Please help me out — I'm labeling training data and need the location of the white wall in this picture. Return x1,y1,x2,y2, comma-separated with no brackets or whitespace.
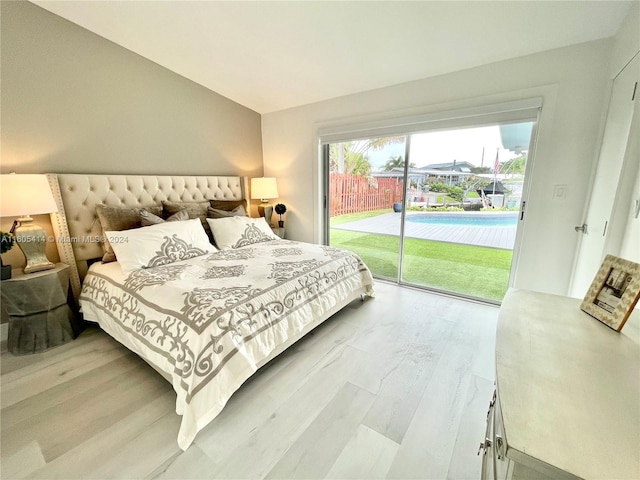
609,2,640,78
262,39,613,296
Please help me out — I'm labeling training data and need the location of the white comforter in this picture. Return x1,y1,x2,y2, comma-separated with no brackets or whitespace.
80,239,374,449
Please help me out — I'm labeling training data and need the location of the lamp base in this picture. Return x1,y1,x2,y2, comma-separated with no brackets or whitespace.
15,217,55,274
258,204,274,226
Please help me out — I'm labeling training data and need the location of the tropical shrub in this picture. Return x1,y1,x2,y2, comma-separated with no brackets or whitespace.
428,183,464,202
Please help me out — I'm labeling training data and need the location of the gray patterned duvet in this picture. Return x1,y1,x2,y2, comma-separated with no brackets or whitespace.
79,239,375,450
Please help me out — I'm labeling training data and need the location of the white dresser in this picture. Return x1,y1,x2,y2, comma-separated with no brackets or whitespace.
480,289,640,480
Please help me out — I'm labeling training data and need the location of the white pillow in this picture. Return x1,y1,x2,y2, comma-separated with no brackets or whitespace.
206,216,279,250
106,218,217,273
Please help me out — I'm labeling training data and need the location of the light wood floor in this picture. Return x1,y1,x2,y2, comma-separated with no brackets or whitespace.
1,282,498,480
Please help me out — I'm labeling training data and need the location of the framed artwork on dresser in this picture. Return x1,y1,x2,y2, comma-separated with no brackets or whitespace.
580,254,640,332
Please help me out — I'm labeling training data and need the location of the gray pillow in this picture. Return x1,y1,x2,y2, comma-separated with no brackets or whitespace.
96,204,162,263
162,200,212,241
206,205,246,219
209,199,246,212
140,209,189,226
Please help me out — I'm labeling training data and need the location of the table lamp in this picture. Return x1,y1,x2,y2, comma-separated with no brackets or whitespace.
0,174,58,273
251,177,279,225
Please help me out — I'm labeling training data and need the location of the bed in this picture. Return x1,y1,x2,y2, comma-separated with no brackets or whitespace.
47,174,374,450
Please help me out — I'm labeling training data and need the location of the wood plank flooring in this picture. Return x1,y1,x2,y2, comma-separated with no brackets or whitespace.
1,282,498,479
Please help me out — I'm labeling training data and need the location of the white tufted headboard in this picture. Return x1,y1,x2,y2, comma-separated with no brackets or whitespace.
47,174,249,298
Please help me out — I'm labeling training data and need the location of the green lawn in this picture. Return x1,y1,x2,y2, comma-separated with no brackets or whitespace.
330,209,390,226
330,215,513,302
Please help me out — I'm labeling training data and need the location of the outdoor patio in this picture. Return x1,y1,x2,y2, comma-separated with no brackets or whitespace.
331,211,517,250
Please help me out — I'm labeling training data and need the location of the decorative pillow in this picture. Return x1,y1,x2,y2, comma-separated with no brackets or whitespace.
206,205,246,219
162,200,212,242
140,208,189,226
106,219,216,273
206,216,279,250
96,204,162,263
209,199,246,212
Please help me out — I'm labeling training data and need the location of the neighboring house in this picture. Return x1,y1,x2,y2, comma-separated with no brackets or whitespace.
421,161,475,173
417,163,475,186
373,167,473,187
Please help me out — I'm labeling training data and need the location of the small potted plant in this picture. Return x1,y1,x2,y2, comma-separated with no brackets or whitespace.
1,231,15,280
274,203,287,228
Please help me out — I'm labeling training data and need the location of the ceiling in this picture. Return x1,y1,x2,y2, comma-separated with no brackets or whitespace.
32,1,634,114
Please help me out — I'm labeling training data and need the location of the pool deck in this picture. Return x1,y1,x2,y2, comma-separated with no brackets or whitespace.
331,211,517,249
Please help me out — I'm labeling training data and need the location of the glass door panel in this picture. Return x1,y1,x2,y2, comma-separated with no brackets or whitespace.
400,123,534,302
327,137,407,281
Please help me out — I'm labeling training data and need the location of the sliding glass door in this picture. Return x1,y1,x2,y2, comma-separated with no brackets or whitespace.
323,105,538,303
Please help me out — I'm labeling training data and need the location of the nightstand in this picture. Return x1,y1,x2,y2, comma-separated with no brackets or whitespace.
272,226,285,239
1,263,81,355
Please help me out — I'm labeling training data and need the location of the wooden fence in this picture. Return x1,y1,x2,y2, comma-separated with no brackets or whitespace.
330,173,404,216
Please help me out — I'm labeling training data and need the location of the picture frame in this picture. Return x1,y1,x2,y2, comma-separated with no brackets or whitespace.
580,254,640,331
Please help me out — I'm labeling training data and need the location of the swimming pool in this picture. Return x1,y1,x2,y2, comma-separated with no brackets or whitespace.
406,213,518,227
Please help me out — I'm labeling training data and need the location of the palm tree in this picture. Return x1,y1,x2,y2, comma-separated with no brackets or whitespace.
329,143,371,175
384,155,416,171
354,136,406,155
330,136,405,175
334,151,371,176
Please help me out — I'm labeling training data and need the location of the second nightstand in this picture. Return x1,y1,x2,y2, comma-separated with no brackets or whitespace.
1,263,82,355
271,226,285,239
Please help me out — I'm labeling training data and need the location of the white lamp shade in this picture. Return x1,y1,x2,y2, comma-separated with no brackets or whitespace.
250,177,279,200
0,174,58,218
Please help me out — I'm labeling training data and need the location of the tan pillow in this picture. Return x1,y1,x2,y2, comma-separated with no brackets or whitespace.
140,208,189,226
96,204,162,263
162,201,212,241
206,205,246,219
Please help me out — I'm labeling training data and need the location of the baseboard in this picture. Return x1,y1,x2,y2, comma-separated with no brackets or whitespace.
1,322,8,342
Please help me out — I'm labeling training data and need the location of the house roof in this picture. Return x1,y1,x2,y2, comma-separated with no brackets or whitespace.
32,1,633,114
373,168,474,179
421,161,476,172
